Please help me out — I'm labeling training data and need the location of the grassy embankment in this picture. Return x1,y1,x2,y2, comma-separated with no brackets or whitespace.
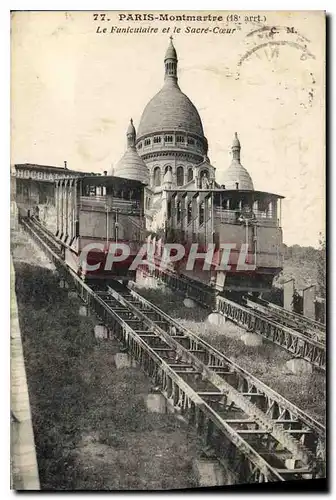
12,230,201,490
136,285,326,424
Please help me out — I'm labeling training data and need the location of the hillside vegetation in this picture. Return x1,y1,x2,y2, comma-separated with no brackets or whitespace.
275,241,326,297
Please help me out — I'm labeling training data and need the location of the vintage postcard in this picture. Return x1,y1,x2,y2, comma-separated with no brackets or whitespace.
10,10,326,491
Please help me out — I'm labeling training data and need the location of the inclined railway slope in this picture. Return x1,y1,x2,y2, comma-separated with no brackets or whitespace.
137,266,325,371
19,217,326,484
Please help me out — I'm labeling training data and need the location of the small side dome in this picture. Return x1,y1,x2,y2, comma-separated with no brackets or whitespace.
112,119,149,184
217,133,254,190
113,150,149,184
219,163,254,190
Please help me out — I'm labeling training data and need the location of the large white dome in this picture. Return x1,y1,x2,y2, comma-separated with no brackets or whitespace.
136,39,205,142
137,82,204,139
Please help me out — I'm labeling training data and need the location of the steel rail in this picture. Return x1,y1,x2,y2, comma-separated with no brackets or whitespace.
21,218,325,481
20,218,288,483
246,296,326,339
24,217,63,257
257,296,326,331
216,296,325,371
25,220,323,441
244,298,325,344
126,283,325,435
89,290,287,483
28,217,63,252
101,286,320,480
112,283,325,473
22,220,325,434
139,267,326,371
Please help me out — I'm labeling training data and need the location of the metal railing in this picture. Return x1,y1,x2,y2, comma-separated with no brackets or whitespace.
20,218,326,484
215,208,278,227
245,296,326,344
80,196,141,215
125,281,325,463
139,266,326,371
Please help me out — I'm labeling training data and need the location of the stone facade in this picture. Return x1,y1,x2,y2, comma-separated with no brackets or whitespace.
112,39,255,233
135,39,216,194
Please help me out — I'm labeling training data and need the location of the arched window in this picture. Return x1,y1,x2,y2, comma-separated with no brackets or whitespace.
177,201,182,223
144,138,151,146
165,165,172,174
164,135,173,143
187,202,192,224
176,166,184,186
153,136,162,144
199,202,205,226
187,168,193,182
153,167,161,187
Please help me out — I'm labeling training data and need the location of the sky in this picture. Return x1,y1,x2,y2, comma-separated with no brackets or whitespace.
11,10,325,247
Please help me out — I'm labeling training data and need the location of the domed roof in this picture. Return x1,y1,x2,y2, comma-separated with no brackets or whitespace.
218,133,254,190
112,119,149,184
137,83,204,138
219,161,254,190
113,149,149,184
137,40,205,139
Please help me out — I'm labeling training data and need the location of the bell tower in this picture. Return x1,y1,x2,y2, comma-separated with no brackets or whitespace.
232,132,241,161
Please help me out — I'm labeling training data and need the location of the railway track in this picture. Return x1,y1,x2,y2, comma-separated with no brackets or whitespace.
19,217,326,484
109,283,325,457
245,296,325,344
138,267,326,371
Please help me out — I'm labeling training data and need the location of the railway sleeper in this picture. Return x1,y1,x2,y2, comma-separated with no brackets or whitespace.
117,284,323,466
107,287,318,470
19,220,325,481
128,285,324,432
